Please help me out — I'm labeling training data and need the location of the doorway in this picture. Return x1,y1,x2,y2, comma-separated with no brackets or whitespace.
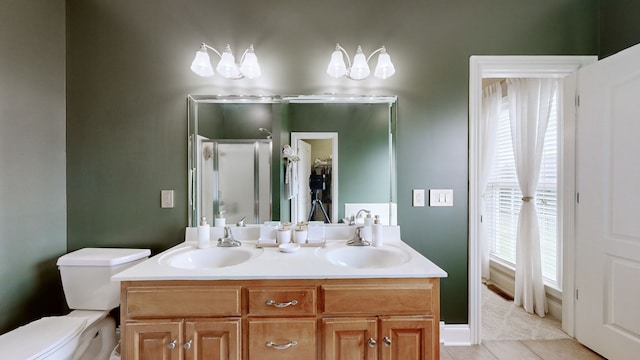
468,55,596,344
290,132,338,224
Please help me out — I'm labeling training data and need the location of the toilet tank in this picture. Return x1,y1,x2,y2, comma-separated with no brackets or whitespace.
57,248,150,310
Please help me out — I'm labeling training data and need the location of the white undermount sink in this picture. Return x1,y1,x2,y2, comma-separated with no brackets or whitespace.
158,245,263,270
318,244,411,269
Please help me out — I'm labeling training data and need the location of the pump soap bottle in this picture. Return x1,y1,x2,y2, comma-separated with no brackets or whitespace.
372,215,383,247
198,217,211,249
364,212,373,226
214,211,226,227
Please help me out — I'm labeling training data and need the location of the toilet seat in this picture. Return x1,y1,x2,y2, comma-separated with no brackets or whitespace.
0,316,87,359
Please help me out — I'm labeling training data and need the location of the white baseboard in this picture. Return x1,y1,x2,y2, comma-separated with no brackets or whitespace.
441,322,472,346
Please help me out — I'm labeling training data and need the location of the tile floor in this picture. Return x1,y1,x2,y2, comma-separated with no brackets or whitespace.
442,339,606,360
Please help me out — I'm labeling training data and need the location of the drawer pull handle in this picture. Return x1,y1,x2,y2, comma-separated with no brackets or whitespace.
183,339,193,350
383,337,392,346
265,299,298,308
167,339,177,350
368,338,377,348
266,340,298,350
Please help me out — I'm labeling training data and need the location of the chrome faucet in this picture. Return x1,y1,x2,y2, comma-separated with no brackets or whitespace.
347,226,371,246
355,209,371,221
236,216,246,227
217,227,241,247
342,215,356,225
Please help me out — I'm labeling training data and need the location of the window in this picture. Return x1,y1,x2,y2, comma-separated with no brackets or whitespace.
485,91,560,289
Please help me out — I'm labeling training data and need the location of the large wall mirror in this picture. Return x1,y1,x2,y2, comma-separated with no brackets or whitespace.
188,95,397,227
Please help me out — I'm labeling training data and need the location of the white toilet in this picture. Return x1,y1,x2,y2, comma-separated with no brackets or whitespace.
0,248,150,360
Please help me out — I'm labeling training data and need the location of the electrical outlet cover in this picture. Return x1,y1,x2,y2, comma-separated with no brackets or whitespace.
412,189,425,207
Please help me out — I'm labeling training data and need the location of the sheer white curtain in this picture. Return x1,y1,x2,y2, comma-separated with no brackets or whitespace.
507,78,557,317
480,81,502,279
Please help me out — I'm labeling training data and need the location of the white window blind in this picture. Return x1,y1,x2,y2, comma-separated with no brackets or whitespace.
486,90,559,288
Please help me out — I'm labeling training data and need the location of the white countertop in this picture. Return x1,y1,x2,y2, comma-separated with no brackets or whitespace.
112,225,447,281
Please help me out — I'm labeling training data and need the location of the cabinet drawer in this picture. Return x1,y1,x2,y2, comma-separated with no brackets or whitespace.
247,287,316,316
322,284,434,315
125,286,241,317
248,318,317,360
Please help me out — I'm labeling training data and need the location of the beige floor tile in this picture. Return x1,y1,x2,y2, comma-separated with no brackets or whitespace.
521,339,605,360
440,344,455,360
445,344,497,360
483,340,541,360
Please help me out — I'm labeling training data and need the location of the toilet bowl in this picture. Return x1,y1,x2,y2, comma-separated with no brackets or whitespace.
0,248,150,360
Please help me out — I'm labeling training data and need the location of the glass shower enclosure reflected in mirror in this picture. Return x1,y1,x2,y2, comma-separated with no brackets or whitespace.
199,139,271,226
188,95,279,226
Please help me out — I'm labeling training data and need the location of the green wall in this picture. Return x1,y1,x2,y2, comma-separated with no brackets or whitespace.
0,0,67,333
599,0,640,58
65,0,599,324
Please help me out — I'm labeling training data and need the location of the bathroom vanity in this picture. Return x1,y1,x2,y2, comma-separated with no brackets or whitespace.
114,226,447,360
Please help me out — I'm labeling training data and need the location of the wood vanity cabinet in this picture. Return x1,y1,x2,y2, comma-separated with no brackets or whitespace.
120,278,440,360
121,284,242,360
124,318,240,360
321,283,437,360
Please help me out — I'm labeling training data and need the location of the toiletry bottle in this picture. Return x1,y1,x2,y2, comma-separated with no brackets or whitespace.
364,212,373,226
372,215,383,247
215,211,226,227
198,217,210,249
362,216,372,244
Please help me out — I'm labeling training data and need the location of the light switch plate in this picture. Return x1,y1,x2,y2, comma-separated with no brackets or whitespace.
161,190,174,208
412,189,425,207
429,189,453,207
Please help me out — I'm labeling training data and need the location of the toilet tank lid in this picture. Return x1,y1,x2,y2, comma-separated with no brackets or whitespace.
57,248,151,266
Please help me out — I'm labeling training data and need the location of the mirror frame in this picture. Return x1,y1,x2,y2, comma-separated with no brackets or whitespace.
188,94,398,227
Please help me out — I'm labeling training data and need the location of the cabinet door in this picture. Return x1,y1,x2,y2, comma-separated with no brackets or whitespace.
124,321,182,360
248,318,317,360
379,316,434,360
323,317,377,360
184,318,241,360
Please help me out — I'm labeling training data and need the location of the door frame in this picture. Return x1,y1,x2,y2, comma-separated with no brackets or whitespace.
290,132,339,223
468,55,596,345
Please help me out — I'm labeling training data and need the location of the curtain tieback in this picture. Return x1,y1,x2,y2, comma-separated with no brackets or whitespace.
521,196,534,202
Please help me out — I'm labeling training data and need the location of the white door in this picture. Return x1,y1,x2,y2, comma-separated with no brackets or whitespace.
295,139,312,223
575,43,640,360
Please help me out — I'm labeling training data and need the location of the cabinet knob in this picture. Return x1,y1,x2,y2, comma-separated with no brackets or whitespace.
383,337,392,346
183,339,193,350
368,338,377,348
167,339,177,350
265,340,298,350
265,299,299,308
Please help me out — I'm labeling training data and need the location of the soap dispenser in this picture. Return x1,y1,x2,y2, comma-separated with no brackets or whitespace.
372,215,383,247
364,212,373,226
362,212,373,243
214,211,226,227
198,217,211,249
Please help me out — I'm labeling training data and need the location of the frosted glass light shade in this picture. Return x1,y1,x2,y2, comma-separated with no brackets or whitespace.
374,51,395,79
190,49,214,77
349,49,370,80
239,49,261,79
327,50,347,78
216,49,240,79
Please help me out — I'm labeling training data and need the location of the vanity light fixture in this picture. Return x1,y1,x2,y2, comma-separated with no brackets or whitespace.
326,43,396,80
190,43,261,79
